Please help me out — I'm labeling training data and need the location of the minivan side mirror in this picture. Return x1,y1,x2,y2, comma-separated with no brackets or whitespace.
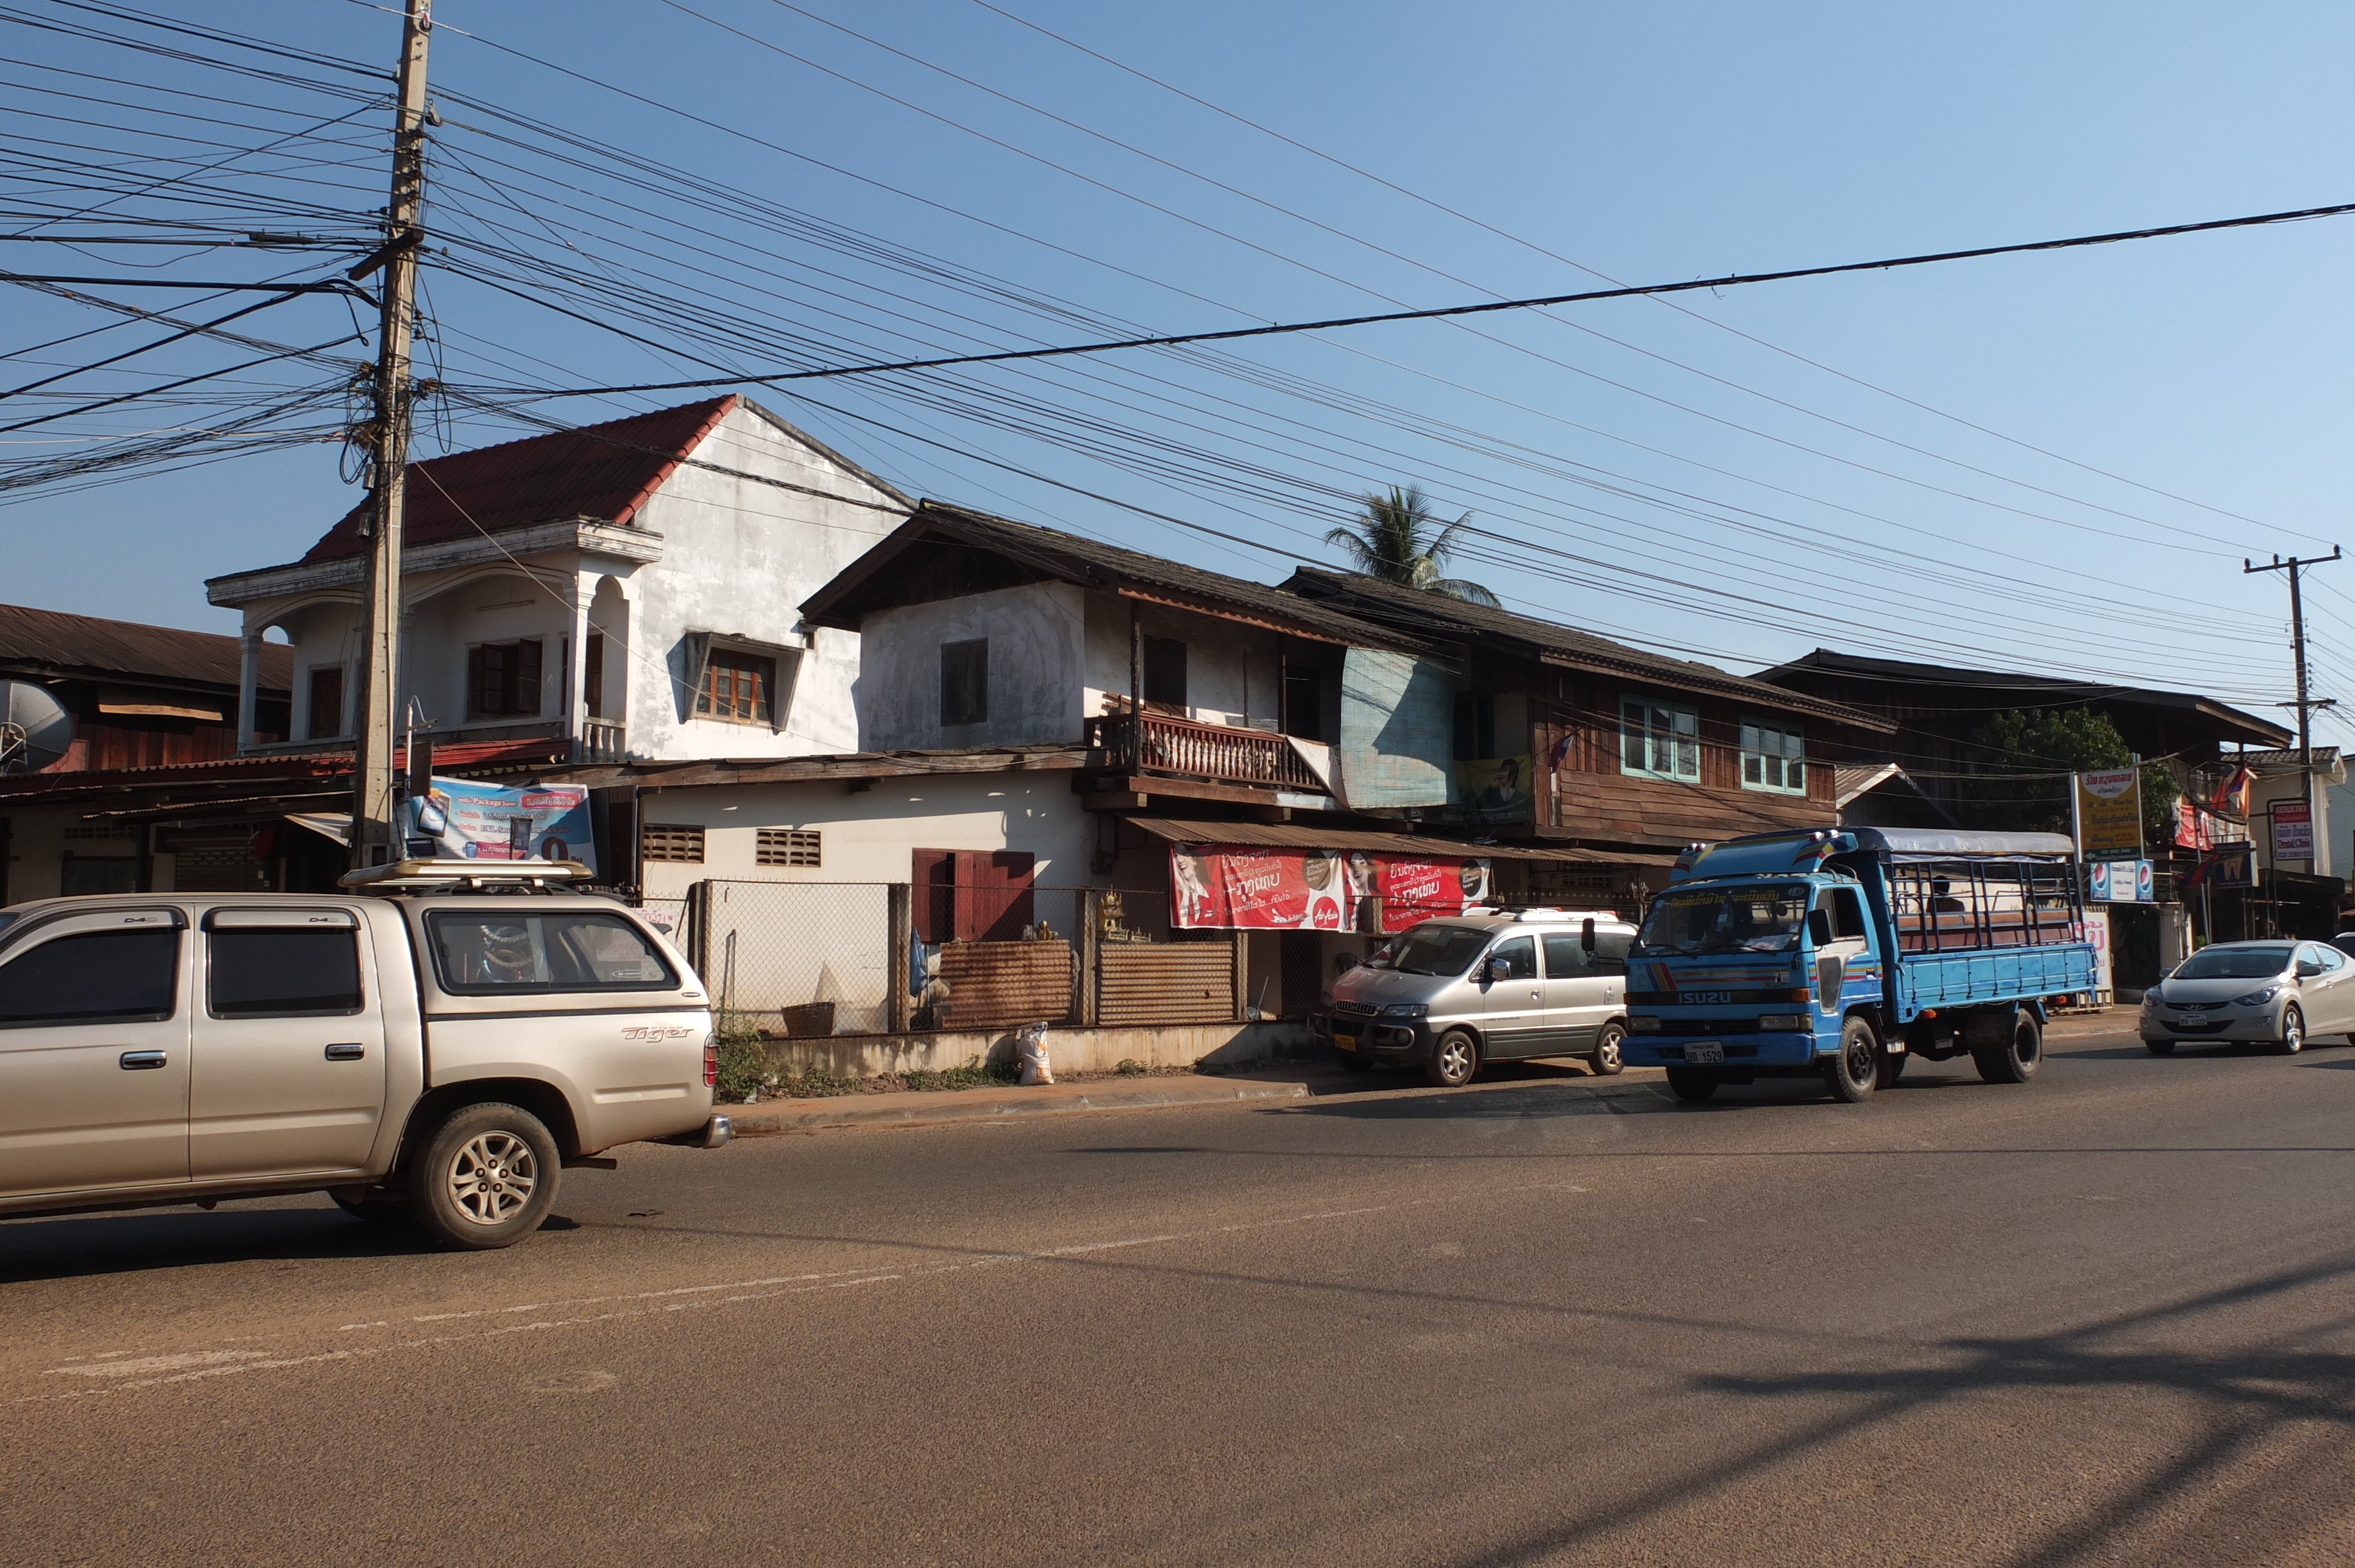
1805,908,1832,947
1483,956,1508,984
1581,917,1597,952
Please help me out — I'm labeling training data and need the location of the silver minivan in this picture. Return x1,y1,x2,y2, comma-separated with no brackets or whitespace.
1322,910,1637,1087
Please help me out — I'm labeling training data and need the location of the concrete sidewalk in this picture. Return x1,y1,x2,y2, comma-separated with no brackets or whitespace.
722,1068,1362,1135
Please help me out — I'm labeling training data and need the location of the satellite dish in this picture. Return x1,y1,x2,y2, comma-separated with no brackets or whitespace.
0,680,72,774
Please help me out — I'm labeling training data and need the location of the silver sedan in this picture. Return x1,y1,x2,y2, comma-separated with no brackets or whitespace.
2139,939,2355,1055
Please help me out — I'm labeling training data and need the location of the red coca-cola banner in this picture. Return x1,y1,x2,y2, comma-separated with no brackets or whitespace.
1168,846,1493,932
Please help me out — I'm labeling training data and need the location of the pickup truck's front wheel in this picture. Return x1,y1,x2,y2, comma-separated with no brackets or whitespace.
409,1102,560,1250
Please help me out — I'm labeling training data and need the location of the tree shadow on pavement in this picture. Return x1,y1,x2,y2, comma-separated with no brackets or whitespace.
1437,1250,2355,1568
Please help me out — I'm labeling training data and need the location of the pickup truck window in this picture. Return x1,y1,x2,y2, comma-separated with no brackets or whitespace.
1636,883,1809,956
209,929,364,1018
0,929,178,1025
426,911,676,995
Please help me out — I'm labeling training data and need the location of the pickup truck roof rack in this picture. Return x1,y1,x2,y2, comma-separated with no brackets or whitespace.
338,858,596,892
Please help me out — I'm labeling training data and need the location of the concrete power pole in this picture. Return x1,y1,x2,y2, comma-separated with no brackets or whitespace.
349,0,433,869
2244,547,2341,878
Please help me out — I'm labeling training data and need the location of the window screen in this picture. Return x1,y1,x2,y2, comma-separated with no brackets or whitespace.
1143,636,1188,707
209,929,364,1017
0,929,178,1025
941,639,988,726
426,911,676,995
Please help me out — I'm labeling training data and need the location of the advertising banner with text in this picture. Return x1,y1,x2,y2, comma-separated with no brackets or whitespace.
409,776,598,874
1169,846,1494,933
2074,768,2143,858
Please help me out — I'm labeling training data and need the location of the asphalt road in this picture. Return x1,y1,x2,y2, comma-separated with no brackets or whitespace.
9,1019,2355,1567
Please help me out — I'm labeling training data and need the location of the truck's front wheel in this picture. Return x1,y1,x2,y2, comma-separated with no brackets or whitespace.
408,1102,561,1250
1823,1016,1880,1103
1973,1009,2042,1084
1664,1067,1718,1102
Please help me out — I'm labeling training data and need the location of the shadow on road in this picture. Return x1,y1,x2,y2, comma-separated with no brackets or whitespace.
0,1202,455,1284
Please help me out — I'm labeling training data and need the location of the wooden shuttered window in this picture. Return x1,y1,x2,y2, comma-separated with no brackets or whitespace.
467,639,542,719
911,848,1036,943
696,648,774,725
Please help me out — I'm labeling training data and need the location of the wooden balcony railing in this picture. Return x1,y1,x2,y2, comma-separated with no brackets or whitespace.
1087,710,1326,793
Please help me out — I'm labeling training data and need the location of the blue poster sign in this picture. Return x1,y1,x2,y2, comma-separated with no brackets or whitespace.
409,776,596,873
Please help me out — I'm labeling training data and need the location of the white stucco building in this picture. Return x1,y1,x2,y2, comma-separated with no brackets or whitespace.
205,396,911,764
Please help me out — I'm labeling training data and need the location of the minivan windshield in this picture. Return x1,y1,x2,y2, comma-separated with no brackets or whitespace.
1378,924,1495,977
1636,882,1812,956
2171,945,2294,981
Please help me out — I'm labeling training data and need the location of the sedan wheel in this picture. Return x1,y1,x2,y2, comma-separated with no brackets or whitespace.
2278,1005,2305,1055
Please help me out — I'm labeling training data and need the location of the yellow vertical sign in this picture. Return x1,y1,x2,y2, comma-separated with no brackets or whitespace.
2074,768,2142,857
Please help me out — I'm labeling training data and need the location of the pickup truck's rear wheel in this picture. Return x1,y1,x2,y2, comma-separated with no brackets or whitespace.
1588,1022,1627,1077
1973,1009,2042,1084
409,1102,560,1250
1664,1067,1718,1102
1823,1016,1881,1103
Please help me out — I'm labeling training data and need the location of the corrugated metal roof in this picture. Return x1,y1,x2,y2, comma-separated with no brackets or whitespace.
298,397,739,564
1282,569,1890,729
1125,816,1679,865
801,503,1429,654
0,737,569,798
0,602,291,693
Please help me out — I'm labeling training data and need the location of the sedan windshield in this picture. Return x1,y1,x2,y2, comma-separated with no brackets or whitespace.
1637,882,1811,956
2171,945,2294,981
1382,924,1495,976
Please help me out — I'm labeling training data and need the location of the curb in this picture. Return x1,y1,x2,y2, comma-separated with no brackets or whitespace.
727,1077,1317,1135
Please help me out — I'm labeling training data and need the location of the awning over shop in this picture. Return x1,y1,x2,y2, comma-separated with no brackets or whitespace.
1126,816,1677,866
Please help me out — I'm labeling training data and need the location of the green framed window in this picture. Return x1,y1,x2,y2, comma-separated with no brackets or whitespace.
1620,697,1699,782
1740,717,1806,794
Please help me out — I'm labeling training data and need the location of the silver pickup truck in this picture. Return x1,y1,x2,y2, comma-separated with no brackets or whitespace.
0,861,728,1250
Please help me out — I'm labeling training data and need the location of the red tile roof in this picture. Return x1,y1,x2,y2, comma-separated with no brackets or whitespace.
300,396,738,563
0,602,292,692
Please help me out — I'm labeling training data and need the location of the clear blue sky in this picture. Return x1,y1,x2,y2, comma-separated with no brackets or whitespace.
6,1,2351,738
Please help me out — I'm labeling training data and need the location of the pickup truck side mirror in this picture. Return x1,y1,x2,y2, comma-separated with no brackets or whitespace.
1581,917,1597,952
1805,908,1832,947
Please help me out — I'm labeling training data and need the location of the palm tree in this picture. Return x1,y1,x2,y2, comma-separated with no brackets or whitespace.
1324,484,1500,606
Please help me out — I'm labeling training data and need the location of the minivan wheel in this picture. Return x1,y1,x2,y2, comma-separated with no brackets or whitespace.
1588,1022,1627,1077
408,1102,560,1251
1823,1016,1880,1103
1425,1029,1480,1088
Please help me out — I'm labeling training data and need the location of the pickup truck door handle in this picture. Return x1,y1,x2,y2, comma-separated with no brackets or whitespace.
323,1043,366,1062
119,1051,167,1070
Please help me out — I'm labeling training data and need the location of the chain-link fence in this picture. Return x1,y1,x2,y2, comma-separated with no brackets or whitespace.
678,880,1244,1038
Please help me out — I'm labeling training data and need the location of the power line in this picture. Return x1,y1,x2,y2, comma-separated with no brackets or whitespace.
472,198,2355,397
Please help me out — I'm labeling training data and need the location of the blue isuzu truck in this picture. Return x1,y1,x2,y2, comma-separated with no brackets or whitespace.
1620,828,2099,1103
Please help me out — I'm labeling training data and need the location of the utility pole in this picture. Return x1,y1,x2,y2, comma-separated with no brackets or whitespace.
349,0,433,869
2244,547,2341,885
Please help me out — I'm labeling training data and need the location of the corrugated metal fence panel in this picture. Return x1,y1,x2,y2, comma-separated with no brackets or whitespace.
936,941,1073,1028
1099,943,1235,1026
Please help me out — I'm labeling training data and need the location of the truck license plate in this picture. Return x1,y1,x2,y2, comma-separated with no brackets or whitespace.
1684,1041,1725,1065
